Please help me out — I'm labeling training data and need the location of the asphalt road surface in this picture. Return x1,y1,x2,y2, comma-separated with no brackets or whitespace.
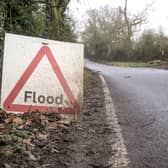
85,59,168,168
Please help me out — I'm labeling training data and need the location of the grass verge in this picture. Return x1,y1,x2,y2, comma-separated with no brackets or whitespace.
106,61,151,67
99,60,168,68
84,68,92,95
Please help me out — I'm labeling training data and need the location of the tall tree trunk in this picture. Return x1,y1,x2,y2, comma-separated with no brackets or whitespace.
123,0,132,57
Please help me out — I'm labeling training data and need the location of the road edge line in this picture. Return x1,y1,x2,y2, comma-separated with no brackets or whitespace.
99,74,130,167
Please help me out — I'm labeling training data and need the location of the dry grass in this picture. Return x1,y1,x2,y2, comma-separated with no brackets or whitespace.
84,68,92,95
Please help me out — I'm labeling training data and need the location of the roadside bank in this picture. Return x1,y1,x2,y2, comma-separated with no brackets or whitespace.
0,70,130,168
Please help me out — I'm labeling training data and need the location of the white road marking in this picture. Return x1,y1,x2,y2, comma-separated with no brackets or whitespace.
100,74,130,168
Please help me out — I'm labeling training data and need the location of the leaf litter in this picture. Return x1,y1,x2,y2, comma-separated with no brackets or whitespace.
0,110,73,168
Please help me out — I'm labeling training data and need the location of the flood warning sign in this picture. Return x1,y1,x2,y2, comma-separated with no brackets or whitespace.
1,33,84,114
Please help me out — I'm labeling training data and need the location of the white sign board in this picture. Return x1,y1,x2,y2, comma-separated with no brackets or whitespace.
1,33,84,114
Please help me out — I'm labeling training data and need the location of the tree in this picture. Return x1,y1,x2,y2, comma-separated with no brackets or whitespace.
0,0,45,77
82,2,154,61
157,27,168,60
0,0,77,44
48,0,76,41
122,0,153,56
82,6,129,61
0,0,44,36
0,0,77,79
134,29,168,61
0,0,77,52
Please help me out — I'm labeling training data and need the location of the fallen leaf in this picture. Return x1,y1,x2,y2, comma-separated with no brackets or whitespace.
48,122,58,129
17,125,24,129
13,117,23,125
4,115,15,124
56,123,68,129
57,120,71,126
41,164,52,168
25,151,37,161
4,150,13,157
29,153,37,161
23,138,31,145
51,148,60,153
4,163,11,168
37,133,48,140
23,138,35,150
40,117,49,127
0,123,6,129
25,120,32,126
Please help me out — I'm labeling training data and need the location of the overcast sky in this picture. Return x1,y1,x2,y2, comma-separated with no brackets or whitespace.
69,0,168,34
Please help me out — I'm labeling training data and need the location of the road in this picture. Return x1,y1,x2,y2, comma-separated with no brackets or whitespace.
85,59,168,168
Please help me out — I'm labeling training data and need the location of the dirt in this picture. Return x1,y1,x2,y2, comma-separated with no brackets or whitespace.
67,72,116,168
0,71,118,168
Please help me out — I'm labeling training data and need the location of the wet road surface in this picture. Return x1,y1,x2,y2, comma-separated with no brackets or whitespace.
85,59,168,168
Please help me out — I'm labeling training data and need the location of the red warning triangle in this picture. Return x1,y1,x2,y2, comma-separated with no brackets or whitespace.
3,46,80,114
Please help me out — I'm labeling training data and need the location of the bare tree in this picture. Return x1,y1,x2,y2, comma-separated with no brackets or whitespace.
123,0,154,49
82,6,129,60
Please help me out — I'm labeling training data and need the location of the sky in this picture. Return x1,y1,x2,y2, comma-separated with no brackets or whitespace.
69,0,168,34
